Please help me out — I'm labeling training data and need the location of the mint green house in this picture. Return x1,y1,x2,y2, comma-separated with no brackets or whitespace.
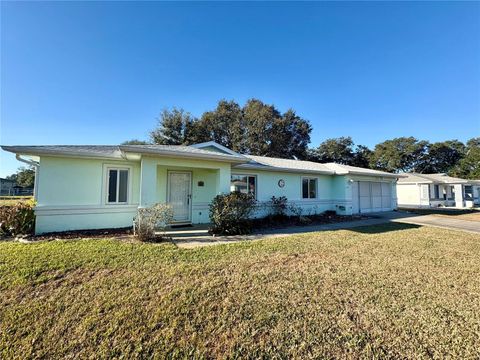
2,142,402,234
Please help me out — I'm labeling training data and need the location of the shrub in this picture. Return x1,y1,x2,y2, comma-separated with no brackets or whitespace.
288,203,304,218
0,199,36,236
269,196,288,217
134,203,174,242
209,192,256,235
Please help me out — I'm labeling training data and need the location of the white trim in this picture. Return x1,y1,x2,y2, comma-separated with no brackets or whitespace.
301,176,318,199
190,141,241,156
167,170,193,223
35,204,139,216
102,164,133,205
231,173,257,199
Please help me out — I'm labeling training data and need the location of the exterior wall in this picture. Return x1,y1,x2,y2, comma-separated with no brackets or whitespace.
397,184,421,206
474,186,480,205
156,166,219,224
35,156,141,234
231,169,341,217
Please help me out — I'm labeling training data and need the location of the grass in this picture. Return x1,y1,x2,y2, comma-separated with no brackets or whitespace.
1,223,479,359
0,196,33,206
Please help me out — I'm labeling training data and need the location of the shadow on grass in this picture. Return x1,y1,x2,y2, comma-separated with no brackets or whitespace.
347,222,422,234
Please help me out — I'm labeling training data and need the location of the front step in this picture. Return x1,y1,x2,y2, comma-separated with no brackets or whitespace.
161,224,211,240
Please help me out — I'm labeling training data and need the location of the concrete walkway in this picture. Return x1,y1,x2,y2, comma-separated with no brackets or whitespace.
168,214,396,249
168,211,480,249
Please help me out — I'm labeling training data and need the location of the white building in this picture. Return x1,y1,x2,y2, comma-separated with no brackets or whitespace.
397,173,480,209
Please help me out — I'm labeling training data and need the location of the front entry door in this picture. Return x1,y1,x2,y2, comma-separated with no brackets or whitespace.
168,172,192,222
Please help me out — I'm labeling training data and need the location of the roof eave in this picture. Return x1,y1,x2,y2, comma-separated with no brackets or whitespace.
119,146,248,163
1,146,124,160
233,163,335,175
347,171,406,178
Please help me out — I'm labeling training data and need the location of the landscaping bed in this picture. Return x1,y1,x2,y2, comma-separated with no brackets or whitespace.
249,212,370,231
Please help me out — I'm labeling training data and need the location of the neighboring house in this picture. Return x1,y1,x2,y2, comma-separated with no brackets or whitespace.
397,173,480,209
2,142,403,234
0,177,15,196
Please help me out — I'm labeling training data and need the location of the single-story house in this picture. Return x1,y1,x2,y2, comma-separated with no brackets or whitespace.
2,142,403,234
397,173,480,209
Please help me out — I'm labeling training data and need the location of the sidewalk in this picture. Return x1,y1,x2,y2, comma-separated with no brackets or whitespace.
170,216,395,249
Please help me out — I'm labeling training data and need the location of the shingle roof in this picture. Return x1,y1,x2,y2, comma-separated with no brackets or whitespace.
236,155,401,177
323,163,404,178
238,155,335,174
398,173,480,184
119,144,245,161
2,143,403,178
1,144,247,162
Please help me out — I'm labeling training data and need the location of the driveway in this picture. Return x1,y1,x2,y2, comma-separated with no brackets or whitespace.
375,211,480,234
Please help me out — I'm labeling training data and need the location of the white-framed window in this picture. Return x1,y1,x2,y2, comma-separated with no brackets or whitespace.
302,177,317,199
230,174,256,198
106,168,130,204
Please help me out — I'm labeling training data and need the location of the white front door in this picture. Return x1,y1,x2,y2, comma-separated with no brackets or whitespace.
168,171,192,222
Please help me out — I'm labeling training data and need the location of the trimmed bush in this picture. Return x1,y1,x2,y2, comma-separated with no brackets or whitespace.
134,203,174,242
209,192,256,235
0,199,36,236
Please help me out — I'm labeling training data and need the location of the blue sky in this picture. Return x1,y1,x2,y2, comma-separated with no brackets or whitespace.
1,1,479,177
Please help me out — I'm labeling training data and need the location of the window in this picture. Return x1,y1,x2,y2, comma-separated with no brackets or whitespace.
464,185,473,200
107,168,129,204
230,174,256,198
302,177,317,199
434,185,440,199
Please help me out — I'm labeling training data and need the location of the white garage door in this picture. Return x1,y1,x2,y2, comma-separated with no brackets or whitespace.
354,181,392,214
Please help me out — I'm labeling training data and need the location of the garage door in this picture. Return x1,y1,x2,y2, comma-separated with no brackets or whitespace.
353,181,392,213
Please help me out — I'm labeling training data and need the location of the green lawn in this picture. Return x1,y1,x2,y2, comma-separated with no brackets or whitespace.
1,224,479,359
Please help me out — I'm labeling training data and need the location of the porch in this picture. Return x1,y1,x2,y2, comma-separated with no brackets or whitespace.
139,157,231,224
426,183,475,209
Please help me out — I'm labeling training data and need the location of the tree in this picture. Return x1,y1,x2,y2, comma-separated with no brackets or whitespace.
150,108,197,145
309,137,355,164
369,137,428,173
450,137,480,179
416,140,465,173
150,99,313,159
121,139,150,145
197,100,245,152
269,109,312,159
242,99,281,156
351,145,373,168
6,167,35,188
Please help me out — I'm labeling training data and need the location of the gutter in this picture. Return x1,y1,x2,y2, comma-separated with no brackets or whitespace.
15,154,40,200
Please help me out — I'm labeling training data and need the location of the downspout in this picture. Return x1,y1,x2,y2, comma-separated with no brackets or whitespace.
15,154,40,200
